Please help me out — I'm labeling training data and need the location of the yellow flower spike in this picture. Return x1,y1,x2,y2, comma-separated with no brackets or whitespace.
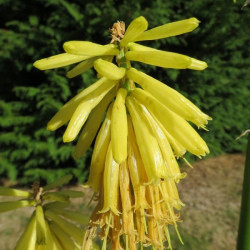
127,67,211,127
120,16,148,47
126,96,168,183
35,205,47,245
135,17,200,41
189,57,208,70
63,79,118,142
73,87,116,159
142,106,186,181
47,77,113,131
66,57,97,78
100,143,120,215
126,49,192,69
63,41,119,56
131,88,210,157
33,53,89,70
94,58,126,80
111,88,128,164
86,103,113,192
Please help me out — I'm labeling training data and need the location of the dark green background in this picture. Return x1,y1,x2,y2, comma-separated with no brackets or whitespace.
0,0,249,185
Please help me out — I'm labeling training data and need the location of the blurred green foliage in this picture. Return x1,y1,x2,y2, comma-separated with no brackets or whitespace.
0,0,250,184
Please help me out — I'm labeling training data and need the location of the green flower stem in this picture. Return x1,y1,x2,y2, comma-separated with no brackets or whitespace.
237,133,250,250
117,45,134,91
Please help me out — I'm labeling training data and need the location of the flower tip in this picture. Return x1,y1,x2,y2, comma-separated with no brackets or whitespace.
120,16,148,47
93,58,102,67
33,60,44,70
63,41,73,53
46,123,56,131
189,59,208,71
189,17,200,25
136,16,148,29
62,134,74,143
65,72,72,78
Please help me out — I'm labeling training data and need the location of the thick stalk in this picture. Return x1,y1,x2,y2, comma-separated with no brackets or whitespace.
237,133,250,250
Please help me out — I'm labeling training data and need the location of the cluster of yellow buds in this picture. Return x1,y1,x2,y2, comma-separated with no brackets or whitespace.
34,16,211,249
0,175,97,250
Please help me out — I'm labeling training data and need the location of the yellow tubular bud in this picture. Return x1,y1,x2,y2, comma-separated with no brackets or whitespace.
94,58,126,80
152,115,186,158
61,101,95,142
43,202,69,212
73,87,116,159
135,17,200,41
142,106,186,181
33,53,89,70
63,41,119,56
127,115,149,211
111,88,128,164
14,213,36,250
87,103,113,192
127,116,148,186
49,207,89,225
45,209,84,245
100,143,120,215
126,50,191,69
131,88,209,157
43,174,72,191
36,205,47,245
188,58,208,70
41,219,62,250
47,77,114,131
120,16,148,47
49,221,80,250
127,67,211,127
63,79,118,142
0,200,35,213
48,228,64,250
66,57,97,78
51,190,84,198
127,42,157,52
126,96,168,184
161,180,183,210
42,191,69,203
0,187,32,198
